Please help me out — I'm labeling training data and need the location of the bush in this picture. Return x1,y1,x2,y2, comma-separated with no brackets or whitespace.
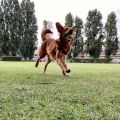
1,56,22,61
74,58,112,63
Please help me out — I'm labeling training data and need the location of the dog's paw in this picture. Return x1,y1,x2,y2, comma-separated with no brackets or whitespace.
66,69,71,73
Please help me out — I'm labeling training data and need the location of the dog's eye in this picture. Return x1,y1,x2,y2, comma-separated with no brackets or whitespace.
66,34,72,39
67,40,70,42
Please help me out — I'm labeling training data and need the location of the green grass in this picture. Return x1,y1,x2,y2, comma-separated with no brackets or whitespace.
0,61,120,120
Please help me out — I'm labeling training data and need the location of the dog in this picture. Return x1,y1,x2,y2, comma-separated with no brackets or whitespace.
35,22,76,76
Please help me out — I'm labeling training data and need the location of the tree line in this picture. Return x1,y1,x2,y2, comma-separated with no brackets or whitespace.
0,1,118,60
65,10,118,60
0,0,38,60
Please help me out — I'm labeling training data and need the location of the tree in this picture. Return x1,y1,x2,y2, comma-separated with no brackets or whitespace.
73,16,84,58
85,9,103,58
10,0,22,56
105,12,118,58
8,0,22,56
43,20,48,30
0,0,22,56
20,0,38,60
0,0,10,55
65,12,74,27
65,12,74,60
0,5,4,56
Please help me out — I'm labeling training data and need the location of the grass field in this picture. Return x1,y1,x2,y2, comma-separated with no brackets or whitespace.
0,61,120,120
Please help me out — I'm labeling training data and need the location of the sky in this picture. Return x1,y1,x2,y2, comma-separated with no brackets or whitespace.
21,0,120,43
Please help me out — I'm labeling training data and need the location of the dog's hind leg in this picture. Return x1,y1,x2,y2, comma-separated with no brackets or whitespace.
38,41,47,59
35,52,46,68
44,55,51,73
35,42,47,68
35,58,40,67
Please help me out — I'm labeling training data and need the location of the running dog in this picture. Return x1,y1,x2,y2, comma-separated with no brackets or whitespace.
35,22,75,76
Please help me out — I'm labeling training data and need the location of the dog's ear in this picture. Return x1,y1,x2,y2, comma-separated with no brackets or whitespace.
66,29,73,35
56,22,64,33
66,26,76,35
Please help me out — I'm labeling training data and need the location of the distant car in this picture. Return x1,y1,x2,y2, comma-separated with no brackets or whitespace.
111,58,120,63
32,56,46,62
32,56,38,61
41,57,46,62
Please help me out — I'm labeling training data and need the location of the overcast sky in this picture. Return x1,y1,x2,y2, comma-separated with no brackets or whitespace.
20,0,120,42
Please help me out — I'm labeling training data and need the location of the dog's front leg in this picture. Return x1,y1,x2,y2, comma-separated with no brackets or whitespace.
56,51,69,76
57,59,67,76
62,57,71,73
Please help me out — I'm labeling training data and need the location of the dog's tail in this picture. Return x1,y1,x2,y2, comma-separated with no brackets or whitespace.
41,29,53,41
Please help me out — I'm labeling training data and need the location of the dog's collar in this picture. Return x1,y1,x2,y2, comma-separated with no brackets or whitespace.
58,47,67,55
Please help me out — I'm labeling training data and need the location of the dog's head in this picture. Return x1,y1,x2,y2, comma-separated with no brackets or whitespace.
56,22,76,42
56,22,76,54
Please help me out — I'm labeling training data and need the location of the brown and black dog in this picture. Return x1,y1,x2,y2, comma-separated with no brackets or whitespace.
35,22,75,76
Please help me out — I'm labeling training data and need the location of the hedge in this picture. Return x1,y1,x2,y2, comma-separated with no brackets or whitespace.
74,58,112,63
1,56,22,61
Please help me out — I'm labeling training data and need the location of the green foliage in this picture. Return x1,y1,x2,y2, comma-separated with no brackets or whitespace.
43,19,48,30
20,0,38,60
0,6,3,56
0,0,22,56
65,12,74,27
105,12,118,58
0,0,10,55
85,9,103,58
65,12,74,60
0,62,120,119
0,0,38,59
0,31,10,56
73,16,84,58
9,0,22,56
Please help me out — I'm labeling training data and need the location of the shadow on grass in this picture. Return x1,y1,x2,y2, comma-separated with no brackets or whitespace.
14,72,69,86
